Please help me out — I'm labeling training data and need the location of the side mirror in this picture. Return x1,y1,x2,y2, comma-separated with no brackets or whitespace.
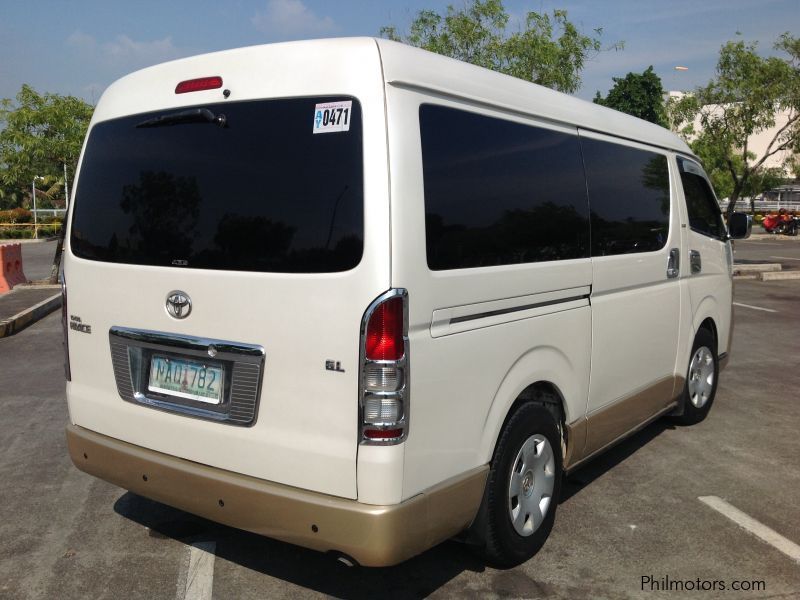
728,212,752,240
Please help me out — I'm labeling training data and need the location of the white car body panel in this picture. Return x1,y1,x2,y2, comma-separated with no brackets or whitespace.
66,38,390,500
65,38,734,526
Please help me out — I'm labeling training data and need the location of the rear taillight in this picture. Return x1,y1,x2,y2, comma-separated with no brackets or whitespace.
61,275,71,381
366,298,404,360
359,290,409,444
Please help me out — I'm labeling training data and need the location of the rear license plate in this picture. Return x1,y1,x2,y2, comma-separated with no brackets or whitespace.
148,355,224,404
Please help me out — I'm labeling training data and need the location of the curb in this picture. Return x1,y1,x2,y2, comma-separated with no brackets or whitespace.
2,237,59,244
732,263,781,274
0,291,62,338
759,271,800,281
744,233,800,242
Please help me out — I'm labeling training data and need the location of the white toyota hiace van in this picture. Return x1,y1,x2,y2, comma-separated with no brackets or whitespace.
64,38,751,567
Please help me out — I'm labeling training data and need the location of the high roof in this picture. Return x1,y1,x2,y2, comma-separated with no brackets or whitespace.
374,38,692,155
93,36,692,157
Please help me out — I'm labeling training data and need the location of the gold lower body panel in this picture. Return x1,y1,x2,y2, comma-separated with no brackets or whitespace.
66,424,488,567
565,375,683,471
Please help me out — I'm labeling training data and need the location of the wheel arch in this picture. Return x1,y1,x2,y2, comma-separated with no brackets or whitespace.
698,316,718,351
478,346,584,467
672,313,720,419
690,295,722,354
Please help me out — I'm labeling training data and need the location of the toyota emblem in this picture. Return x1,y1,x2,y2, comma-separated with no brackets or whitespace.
166,291,192,319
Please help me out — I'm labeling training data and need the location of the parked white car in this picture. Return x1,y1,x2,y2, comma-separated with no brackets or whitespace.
63,37,751,567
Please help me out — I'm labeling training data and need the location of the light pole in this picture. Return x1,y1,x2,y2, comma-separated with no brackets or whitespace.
63,163,70,209
32,176,44,239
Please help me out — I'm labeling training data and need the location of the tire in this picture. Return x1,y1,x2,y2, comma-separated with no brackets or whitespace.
674,328,718,425
477,402,563,567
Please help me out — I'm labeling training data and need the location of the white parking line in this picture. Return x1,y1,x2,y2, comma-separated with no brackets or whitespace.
181,542,216,600
732,302,777,313
699,496,800,565
770,255,800,261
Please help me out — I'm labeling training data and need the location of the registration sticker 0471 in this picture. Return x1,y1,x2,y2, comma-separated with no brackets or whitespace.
313,101,352,134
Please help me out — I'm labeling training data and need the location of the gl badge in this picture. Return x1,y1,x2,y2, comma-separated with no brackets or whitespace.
166,290,192,319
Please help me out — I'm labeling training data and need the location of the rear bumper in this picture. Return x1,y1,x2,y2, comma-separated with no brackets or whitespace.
66,424,488,566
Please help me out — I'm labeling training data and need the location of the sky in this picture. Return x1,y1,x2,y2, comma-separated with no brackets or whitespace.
1,0,798,105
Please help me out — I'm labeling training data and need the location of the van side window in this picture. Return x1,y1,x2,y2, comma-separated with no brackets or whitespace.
678,157,725,239
419,105,589,271
580,138,671,256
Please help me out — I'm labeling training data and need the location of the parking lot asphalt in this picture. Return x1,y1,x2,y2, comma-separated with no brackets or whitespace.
18,239,59,282
733,234,800,271
1,245,798,599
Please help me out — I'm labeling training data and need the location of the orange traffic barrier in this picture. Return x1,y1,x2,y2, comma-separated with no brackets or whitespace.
0,243,28,293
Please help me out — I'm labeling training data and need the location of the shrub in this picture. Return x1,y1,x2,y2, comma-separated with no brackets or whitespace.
40,223,62,236
0,208,32,224
0,226,34,239
10,207,32,223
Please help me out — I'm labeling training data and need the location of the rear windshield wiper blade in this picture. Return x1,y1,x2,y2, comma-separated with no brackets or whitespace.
136,108,226,128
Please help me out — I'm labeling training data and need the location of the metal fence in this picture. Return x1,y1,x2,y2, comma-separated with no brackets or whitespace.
720,199,800,213
31,208,67,217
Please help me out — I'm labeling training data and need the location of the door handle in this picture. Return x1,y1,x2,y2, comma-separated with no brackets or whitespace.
667,248,680,279
690,250,702,274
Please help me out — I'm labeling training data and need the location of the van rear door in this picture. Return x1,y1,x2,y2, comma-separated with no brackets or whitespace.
65,45,390,501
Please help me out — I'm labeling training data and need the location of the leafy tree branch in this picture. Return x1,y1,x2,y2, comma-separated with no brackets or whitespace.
667,34,799,216
381,0,621,94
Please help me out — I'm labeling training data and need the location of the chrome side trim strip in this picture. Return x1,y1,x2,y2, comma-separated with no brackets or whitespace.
450,294,589,325
430,285,591,338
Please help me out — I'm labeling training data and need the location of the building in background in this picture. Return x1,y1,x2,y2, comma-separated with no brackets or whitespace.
666,91,796,175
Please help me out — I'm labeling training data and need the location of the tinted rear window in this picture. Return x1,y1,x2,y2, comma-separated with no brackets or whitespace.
71,97,363,273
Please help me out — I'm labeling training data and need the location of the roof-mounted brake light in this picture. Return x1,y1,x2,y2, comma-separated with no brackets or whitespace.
175,76,223,94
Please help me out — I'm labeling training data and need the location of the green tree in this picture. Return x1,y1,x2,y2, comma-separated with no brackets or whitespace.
690,131,787,205
0,84,94,210
668,34,800,217
593,66,668,127
380,0,621,94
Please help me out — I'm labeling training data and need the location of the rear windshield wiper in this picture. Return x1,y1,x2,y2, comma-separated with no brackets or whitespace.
136,108,226,128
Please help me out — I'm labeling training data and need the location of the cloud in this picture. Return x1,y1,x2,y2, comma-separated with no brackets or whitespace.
251,0,337,39
64,30,192,102
103,35,180,63
66,30,183,69
605,0,785,27
66,30,96,51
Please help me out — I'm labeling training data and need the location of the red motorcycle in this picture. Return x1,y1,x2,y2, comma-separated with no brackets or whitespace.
762,211,798,235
